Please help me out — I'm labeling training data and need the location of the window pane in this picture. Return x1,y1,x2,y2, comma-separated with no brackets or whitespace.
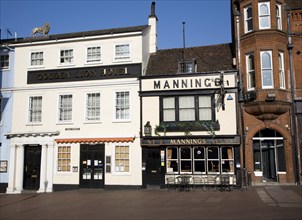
208,147,219,159
29,96,42,123
59,95,72,121
115,92,130,120
163,97,175,122
194,147,204,159
86,93,100,121
262,52,271,69
262,70,273,87
180,147,191,159
199,96,211,120
179,96,195,121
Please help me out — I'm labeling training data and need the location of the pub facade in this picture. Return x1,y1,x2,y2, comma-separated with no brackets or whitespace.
140,44,241,188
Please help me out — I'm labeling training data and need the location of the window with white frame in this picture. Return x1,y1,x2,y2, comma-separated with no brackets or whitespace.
276,4,282,30
0,53,9,69
178,59,196,73
278,52,285,89
60,49,73,64
0,98,2,124
29,96,42,123
180,147,192,173
166,147,178,173
115,145,129,172
58,94,73,122
193,147,206,173
244,5,253,33
258,2,271,29
162,96,213,123
221,147,234,173
57,146,71,172
86,93,100,121
30,51,44,67
115,44,130,60
246,53,256,90
115,91,130,120
261,51,274,88
207,147,220,173
86,46,101,63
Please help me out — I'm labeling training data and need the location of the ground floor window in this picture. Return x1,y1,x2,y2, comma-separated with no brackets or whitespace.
115,145,129,172
166,146,234,174
57,146,71,172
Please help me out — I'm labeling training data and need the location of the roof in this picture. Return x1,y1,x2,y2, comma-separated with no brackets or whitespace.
55,137,135,144
145,43,236,76
1,25,149,45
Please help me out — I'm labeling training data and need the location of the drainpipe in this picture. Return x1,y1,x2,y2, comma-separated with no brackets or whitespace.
287,12,300,185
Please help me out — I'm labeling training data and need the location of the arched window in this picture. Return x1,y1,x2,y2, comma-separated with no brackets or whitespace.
244,5,253,33
260,51,274,88
259,2,271,29
278,52,285,89
246,53,255,90
276,4,282,30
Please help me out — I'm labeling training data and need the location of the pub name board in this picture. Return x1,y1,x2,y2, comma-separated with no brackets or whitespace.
27,64,141,84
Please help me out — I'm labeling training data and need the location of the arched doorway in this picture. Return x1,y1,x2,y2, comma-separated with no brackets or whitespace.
252,129,286,182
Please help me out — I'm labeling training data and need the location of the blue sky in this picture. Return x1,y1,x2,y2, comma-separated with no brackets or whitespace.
0,0,232,49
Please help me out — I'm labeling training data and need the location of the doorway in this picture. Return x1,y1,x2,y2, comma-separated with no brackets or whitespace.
80,144,105,188
253,129,285,182
23,145,42,190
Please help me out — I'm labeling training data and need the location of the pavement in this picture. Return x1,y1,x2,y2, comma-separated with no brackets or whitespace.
0,185,301,220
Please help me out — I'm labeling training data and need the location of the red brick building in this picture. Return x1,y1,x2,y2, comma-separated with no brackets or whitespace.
231,0,301,185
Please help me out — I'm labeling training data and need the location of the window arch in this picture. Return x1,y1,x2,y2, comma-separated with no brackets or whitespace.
244,5,253,33
259,2,271,29
260,51,274,89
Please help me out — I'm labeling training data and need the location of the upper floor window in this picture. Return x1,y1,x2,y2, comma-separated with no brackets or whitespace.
60,49,73,65
259,2,271,29
0,53,9,69
178,59,196,73
260,51,274,89
115,44,130,61
58,94,73,122
278,52,285,89
244,5,253,33
276,4,282,30
162,95,213,123
114,91,130,120
29,96,42,123
0,98,2,124
86,46,101,63
86,93,101,121
246,53,256,90
30,51,44,67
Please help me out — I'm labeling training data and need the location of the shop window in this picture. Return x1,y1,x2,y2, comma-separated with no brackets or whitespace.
246,53,255,90
180,147,192,173
115,146,129,172
30,51,44,67
166,147,178,173
260,51,274,89
221,147,234,173
86,93,100,121
58,146,71,172
29,96,42,123
258,2,271,29
244,5,253,33
86,46,101,63
114,91,130,120
193,147,205,173
207,147,220,173
0,53,9,69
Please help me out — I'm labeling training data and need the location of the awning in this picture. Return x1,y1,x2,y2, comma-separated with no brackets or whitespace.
55,137,135,144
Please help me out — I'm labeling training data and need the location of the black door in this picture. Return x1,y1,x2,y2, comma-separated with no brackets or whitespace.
143,148,165,186
80,144,105,188
23,145,41,190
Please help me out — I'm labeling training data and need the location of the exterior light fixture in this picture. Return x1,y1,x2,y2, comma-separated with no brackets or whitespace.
144,121,152,136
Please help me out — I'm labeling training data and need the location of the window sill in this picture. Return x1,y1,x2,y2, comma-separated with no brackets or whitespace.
28,66,45,70
84,121,102,124
56,122,73,125
112,120,131,123
26,123,43,126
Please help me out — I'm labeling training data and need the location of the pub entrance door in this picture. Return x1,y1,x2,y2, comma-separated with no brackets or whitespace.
80,144,105,188
23,145,42,190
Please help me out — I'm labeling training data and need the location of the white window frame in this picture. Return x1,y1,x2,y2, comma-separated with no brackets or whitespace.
85,92,101,122
113,91,130,121
260,51,274,89
193,147,206,174
57,145,72,173
278,52,285,89
221,147,235,174
114,43,131,61
85,46,101,64
114,145,130,173
59,49,74,66
58,94,73,123
246,53,256,90
180,147,192,174
0,52,10,70
207,146,220,174
30,51,44,68
0,98,2,125
276,4,282,30
244,5,253,33
28,96,43,124
258,2,271,29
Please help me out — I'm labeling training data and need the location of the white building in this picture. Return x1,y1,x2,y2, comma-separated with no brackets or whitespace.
4,3,157,193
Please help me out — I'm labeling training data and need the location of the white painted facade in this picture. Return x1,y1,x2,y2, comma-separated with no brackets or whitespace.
5,6,157,193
